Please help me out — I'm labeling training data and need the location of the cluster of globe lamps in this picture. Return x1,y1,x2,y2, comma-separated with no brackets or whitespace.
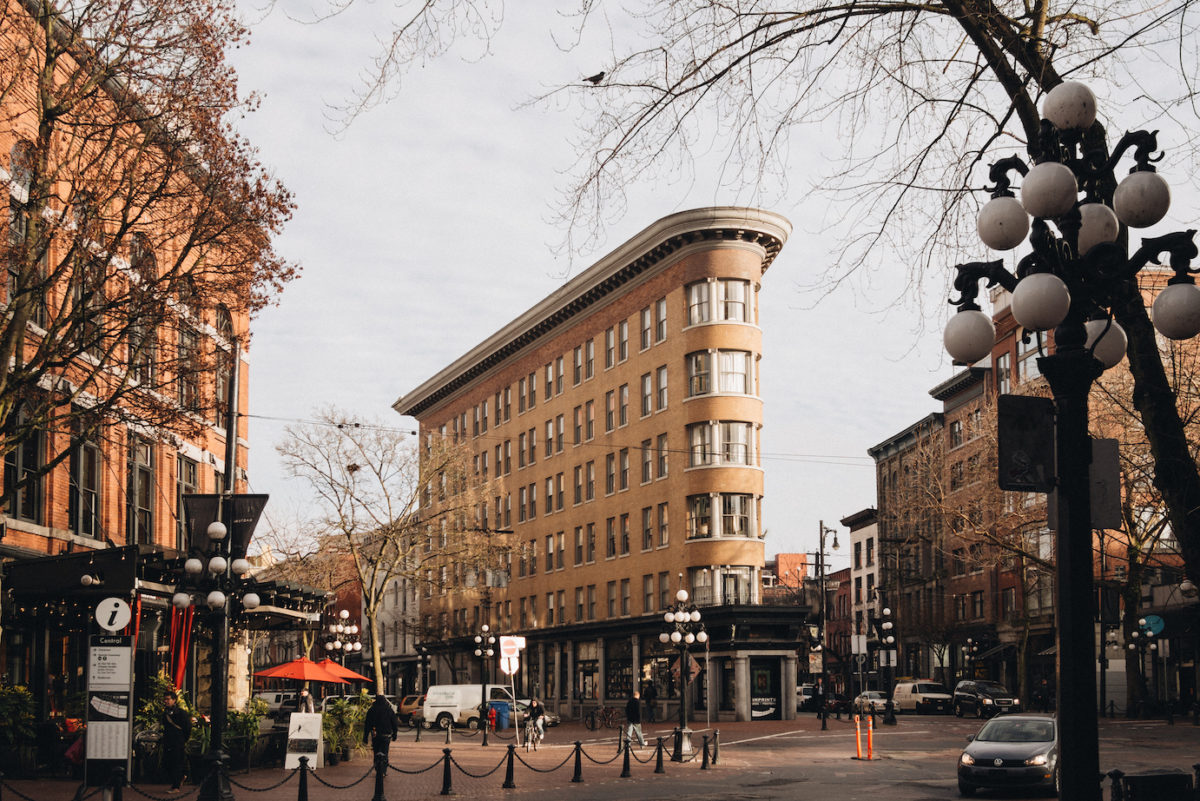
171,521,260,612
328,608,363,655
944,80,1200,366
659,590,708,647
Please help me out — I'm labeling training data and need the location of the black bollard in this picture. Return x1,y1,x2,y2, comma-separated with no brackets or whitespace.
700,735,709,770
444,723,452,745
821,708,828,731
440,749,453,796
297,757,309,801
415,721,422,743
371,751,387,801
712,730,720,764
654,737,665,774
482,717,489,748
620,734,631,778
670,728,682,762
1108,769,1125,801
109,766,125,801
571,742,583,783
1109,700,1116,719
1168,702,1175,725
616,728,624,757
502,744,516,789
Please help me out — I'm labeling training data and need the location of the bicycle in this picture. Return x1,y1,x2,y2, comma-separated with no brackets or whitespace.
582,705,621,730
523,715,544,751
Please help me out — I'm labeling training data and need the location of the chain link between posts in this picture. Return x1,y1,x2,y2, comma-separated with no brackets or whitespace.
513,749,575,773
448,754,507,779
226,766,300,792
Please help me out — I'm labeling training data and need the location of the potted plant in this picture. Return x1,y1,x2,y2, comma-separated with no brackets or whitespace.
0,685,36,776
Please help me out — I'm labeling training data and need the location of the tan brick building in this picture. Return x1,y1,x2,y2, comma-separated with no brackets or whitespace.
394,207,812,722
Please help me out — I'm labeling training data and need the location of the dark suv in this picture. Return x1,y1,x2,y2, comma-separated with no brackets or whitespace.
953,679,1021,718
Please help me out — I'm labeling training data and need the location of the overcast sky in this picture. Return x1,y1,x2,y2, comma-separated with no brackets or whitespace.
227,2,994,567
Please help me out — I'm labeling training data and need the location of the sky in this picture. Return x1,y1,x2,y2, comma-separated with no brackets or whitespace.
225,1,981,569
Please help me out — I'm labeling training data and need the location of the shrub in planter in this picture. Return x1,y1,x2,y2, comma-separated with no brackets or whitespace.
0,686,36,776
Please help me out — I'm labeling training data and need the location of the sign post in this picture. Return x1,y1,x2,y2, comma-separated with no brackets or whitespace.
85,598,135,788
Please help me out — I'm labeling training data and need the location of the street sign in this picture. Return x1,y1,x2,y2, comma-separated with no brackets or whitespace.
1141,614,1165,635
499,635,525,658
855,654,866,667
95,598,131,632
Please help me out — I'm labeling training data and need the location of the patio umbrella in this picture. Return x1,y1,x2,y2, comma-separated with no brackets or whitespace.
315,658,372,683
253,656,349,684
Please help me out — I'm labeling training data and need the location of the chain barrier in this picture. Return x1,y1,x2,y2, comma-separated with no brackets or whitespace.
384,756,445,775
512,748,575,773
455,727,481,738
628,744,655,763
448,754,507,779
579,743,622,765
306,764,374,790
226,767,299,792
491,728,515,741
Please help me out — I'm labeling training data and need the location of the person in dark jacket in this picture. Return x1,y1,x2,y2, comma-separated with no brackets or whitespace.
643,681,658,722
363,695,399,770
624,690,646,746
161,691,191,792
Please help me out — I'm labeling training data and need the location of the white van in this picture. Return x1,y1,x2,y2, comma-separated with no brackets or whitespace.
253,691,295,712
891,680,953,714
423,684,515,729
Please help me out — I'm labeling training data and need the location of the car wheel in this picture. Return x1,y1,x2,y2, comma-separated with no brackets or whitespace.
954,703,963,718
466,717,480,730
958,780,976,797
1051,767,1061,797
436,713,453,730
975,704,985,719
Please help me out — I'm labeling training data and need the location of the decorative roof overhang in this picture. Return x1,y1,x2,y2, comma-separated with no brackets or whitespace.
393,207,791,418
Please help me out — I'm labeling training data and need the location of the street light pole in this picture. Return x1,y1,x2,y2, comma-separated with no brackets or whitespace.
880,607,896,725
816,522,839,731
474,624,495,745
660,587,707,759
942,82,1200,801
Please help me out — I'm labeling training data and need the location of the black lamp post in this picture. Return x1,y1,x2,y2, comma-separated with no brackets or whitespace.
880,607,897,725
1127,618,1158,717
474,624,495,745
325,609,362,665
659,587,707,758
417,645,431,692
943,81,1200,801
813,522,839,731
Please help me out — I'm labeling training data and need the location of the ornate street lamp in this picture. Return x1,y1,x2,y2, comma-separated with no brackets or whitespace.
1127,618,1158,717
474,624,495,745
659,588,707,758
813,523,839,731
880,607,897,725
325,608,362,665
943,81,1199,801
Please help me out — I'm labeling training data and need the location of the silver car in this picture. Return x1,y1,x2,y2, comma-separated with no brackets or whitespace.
957,714,1058,797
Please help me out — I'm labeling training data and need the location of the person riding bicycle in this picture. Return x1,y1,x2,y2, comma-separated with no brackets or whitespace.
526,699,546,744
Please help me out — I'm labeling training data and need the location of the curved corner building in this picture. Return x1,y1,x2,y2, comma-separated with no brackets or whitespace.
393,207,806,722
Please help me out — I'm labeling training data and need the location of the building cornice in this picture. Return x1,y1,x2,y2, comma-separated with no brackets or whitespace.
392,207,791,419
928,366,988,401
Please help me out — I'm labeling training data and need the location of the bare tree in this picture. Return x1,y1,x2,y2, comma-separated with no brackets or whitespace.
1,0,296,511
276,407,500,694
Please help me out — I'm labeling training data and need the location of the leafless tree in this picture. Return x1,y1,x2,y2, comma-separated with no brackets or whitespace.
276,407,502,694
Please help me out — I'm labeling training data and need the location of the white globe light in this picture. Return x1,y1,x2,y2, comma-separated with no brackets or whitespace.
172,592,192,609
184,557,204,575
882,607,891,616
659,632,670,643
670,631,682,644
977,196,1029,250
690,610,701,623
231,558,251,576
1011,273,1071,331
882,621,893,631
1114,171,1170,228
326,642,335,651
206,521,227,541
1084,319,1128,369
944,310,995,364
1021,162,1078,218
684,633,695,644
676,589,689,603
336,623,345,634
480,623,489,632
1077,203,1120,256
886,635,895,645
1153,282,1200,339
334,640,344,650
353,642,363,652
1042,81,1097,130
664,611,676,624
206,590,226,609
696,631,708,643
242,592,260,610
349,625,359,635
486,648,494,657
207,556,227,574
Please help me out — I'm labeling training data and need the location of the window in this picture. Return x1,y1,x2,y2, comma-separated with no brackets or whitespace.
556,472,564,510
722,493,752,536
640,307,652,349
585,400,595,439
605,390,615,432
607,582,617,617
529,538,538,574
527,428,536,464
518,378,527,412
527,371,537,407
503,386,511,420
518,432,527,468
545,477,554,512
605,453,616,494
605,327,615,368
545,363,554,399
720,421,751,464
658,572,670,610
643,575,654,613
545,420,554,457
718,279,750,321
655,299,667,342
556,531,565,568
528,483,537,518
950,419,964,449
971,590,985,618
556,414,565,452
606,518,616,558
585,460,595,500
586,522,596,562
656,366,668,410
481,399,489,432
71,434,103,541
996,352,1011,394
689,423,713,467
172,456,197,548
127,435,154,544
4,417,43,523
546,535,554,573
641,440,653,483
574,526,584,565
618,320,628,361
641,373,653,416
618,384,629,426
688,495,711,538
619,513,630,554
687,281,710,325
473,405,480,436
573,406,582,444
177,325,200,411
574,465,583,504
576,588,585,621
657,503,669,546
719,351,751,393
641,507,653,550
573,346,583,384
621,579,631,615
585,340,595,379
618,448,629,490
518,487,527,522
547,592,556,625
687,352,711,396
587,585,597,620
656,434,668,477
866,537,875,566
504,440,512,473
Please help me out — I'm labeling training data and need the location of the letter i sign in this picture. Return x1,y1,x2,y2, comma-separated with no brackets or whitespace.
96,597,132,632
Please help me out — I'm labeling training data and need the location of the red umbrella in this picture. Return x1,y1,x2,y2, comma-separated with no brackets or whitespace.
254,657,349,684
315,658,372,683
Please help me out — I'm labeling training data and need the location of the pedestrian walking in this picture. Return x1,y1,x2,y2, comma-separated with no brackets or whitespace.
363,694,400,773
297,687,315,713
161,691,191,792
643,681,658,723
625,691,646,747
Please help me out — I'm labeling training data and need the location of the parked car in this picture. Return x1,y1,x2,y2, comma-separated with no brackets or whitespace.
823,693,851,714
797,684,819,712
398,694,425,724
957,714,1058,796
253,691,296,712
953,680,1021,718
515,699,561,727
892,680,953,714
320,693,397,713
853,691,888,714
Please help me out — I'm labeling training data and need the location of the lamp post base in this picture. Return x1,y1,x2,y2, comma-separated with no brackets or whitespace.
197,750,233,801
669,728,694,761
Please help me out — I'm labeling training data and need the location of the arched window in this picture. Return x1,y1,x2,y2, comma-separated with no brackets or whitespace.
213,305,235,426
